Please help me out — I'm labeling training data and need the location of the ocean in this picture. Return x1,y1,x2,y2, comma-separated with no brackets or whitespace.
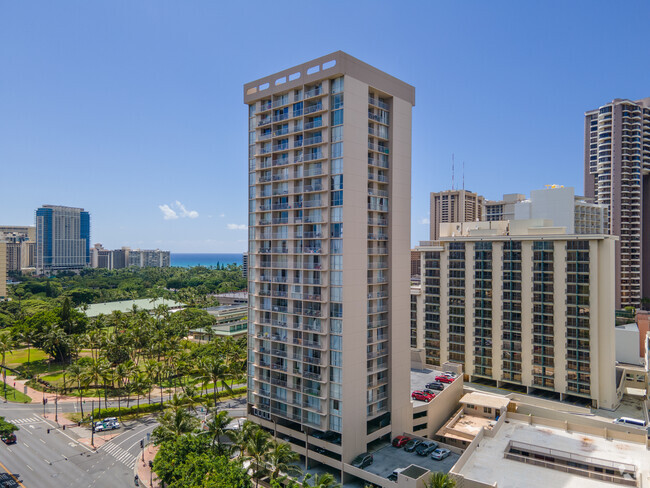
171,253,243,268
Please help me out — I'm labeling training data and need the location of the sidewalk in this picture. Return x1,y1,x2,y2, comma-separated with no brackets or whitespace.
135,444,161,488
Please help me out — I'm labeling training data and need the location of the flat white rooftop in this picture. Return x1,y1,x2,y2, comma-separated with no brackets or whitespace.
457,418,648,487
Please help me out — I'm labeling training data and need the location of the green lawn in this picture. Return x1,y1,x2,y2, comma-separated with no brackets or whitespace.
5,348,49,367
0,382,32,403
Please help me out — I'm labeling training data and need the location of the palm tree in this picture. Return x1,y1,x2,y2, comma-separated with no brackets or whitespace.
152,407,199,444
83,358,110,415
142,359,159,405
424,473,456,488
266,440,301,481
302,473,341,488
245,427,272,488
204,409,232,449
67,363,88,419
0,334,15,398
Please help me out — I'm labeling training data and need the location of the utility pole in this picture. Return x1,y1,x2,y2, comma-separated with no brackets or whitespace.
55,388,58,424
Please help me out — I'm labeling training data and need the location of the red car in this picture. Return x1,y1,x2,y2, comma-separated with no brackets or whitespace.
435,375,454,384
392,435,411,447
411,390,435,402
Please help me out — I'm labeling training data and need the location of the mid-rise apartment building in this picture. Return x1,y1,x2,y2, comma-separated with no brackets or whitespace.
242,251,249,279
429,189,484,240
584,97,650,308
410,249,421,277
35,205,90,273
244,51,414,474
484,193,526,221
90,244,170,269
415,220,617,409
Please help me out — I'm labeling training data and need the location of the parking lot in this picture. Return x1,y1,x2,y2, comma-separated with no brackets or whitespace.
364,442,460,480
410,368,457,405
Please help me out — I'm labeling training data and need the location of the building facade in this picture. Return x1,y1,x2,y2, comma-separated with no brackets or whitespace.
485,193,526,221
242,251,249,279
0,241,6,300
0,226,37,272
244,51,414,473
90,245,170,269
410,249,421,277
415,221,617,409
514,186,607,235
584,98,650,308
429,189,484,240
35,205,90,273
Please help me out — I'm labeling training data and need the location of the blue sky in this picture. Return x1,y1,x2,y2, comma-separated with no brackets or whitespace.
2,1,649,252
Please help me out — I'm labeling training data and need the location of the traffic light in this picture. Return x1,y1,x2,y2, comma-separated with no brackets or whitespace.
47,428,50,434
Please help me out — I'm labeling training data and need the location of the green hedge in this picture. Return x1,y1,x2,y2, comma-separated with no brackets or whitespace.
90,387,247,418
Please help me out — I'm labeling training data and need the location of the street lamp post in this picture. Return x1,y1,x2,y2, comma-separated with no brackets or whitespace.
55,388,58,424
90,414,94,448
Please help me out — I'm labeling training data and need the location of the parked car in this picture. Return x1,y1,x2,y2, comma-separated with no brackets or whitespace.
411,390,434,402
422,389,438,397
404,439,422,452
431,447,451,460
613,417,646,427
416,440,439,456
105,420,120,430
1,434,16,445
322,431,341,444
94,423,105,432
435,375,454,384
425,381,445,391
351,452,373,468
388,468,406,482
392,435,411,448
443,372,457,378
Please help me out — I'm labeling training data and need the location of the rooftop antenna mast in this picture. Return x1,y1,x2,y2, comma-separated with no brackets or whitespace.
451,153,455,190
462,161,465,191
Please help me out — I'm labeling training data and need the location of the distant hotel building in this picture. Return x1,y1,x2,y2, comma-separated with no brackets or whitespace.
515,186,607,235
410,249,421,277
429,189,484,240
35,205,90,274
0,241,6,299
584,97,650,308
484,193,525,221
90,244,170,269
245,51,414,473
0,226,36,272
414,219,617,409
242,251,249,279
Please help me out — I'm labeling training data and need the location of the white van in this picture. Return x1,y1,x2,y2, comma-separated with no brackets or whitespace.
613,417,646,427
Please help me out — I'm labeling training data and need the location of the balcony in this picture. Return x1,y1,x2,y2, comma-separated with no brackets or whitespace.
304,103,323,115
368,96,389,110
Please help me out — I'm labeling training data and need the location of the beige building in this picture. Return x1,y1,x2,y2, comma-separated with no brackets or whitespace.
584,98,650,308
429,189,484,240
484,193,525,221
415,220,618,409
0,241,6,299
244,51,414,477
0,226,36,272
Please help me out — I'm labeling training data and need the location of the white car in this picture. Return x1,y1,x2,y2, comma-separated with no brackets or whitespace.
431,448,451,460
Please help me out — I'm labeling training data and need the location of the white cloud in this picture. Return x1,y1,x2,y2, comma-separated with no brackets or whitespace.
219,213,225,218
227,223,247,230
419,217,430,225
175,200,199,219
158,204,178,220
159,201,199,220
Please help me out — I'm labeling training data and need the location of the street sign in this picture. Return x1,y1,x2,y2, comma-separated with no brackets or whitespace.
23,386,27,395
146,433,151,442
43,398,48,405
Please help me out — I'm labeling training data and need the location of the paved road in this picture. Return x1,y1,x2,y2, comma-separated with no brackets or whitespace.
0,395,245,487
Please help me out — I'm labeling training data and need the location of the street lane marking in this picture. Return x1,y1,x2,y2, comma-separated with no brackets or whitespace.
0,458,27,487
40,438,46,444
26,464,33,471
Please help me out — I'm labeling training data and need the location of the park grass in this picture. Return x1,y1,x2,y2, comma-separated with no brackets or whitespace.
5,348,49,367
0,382,32,403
